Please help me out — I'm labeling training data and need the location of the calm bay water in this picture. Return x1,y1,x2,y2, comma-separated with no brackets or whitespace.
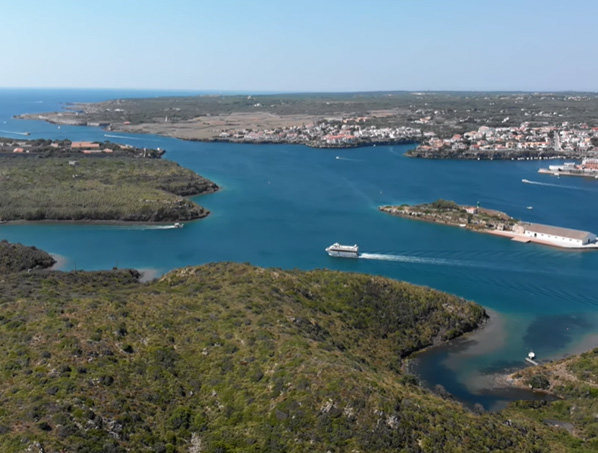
1,88,598,410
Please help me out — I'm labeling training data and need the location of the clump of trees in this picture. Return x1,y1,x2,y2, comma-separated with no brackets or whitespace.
429,199,461,211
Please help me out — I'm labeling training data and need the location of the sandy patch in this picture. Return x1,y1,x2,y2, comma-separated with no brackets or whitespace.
138,268,160,282
444,309,506,367
49,253,68,270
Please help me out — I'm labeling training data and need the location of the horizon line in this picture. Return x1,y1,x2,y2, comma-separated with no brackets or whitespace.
1,86,598,95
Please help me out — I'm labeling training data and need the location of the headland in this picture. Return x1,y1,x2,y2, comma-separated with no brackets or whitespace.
0,137,218,223
0,239,56,273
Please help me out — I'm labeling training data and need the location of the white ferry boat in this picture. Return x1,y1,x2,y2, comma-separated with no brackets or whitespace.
325,243,359,258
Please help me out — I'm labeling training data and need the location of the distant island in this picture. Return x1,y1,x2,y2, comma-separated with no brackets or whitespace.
16,91,598,158
0,138,218,223
380,199,598,249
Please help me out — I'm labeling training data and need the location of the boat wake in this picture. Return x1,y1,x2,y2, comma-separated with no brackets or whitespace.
104,134,143,140
153,225,180,229
0,130,30,136
358,252,518,272
522,179,590,191
102,224,182,231
335,156,361,162
359,252,470,267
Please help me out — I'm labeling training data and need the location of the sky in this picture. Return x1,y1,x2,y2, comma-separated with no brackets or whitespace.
1,0,597,92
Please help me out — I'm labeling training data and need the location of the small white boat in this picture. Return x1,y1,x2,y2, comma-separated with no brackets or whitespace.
526,206,533,210
522,179,530,183
173,222,183,229
325,243,359,258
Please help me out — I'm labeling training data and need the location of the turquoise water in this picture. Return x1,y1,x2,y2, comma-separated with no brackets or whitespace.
1,89,598,409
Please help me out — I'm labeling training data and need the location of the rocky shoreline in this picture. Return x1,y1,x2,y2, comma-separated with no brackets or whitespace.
198,136,418,149
405,147,593,160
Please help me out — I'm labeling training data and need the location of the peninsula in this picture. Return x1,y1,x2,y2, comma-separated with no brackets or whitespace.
0,138,218,223
380,200,598,249
0,240,56,273
16,91,598,158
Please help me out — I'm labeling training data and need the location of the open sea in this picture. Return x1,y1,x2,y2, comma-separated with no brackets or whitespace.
1,88,598,410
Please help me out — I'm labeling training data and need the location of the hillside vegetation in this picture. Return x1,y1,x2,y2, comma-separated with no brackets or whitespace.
380,199,517,231
0,240,56,273
0,157,218,222
0,262,572,452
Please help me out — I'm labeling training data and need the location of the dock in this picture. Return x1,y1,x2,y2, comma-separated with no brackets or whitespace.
526,352,539,366
511,237,531,243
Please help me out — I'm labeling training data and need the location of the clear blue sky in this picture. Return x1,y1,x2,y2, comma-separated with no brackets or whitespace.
2,0,597,92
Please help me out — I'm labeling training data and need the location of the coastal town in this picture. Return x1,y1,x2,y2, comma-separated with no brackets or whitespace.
215,118,598,163
409,121,598,159
215,118,422,148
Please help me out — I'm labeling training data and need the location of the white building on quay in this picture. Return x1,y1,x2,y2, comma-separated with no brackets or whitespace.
513,223,597,248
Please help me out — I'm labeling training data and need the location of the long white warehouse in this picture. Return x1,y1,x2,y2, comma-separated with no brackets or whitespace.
513,222,597,248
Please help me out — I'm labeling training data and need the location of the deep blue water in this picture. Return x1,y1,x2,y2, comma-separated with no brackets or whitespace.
1,88,598,410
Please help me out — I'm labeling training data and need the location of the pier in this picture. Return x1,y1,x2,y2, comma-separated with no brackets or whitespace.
525,352,539,366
